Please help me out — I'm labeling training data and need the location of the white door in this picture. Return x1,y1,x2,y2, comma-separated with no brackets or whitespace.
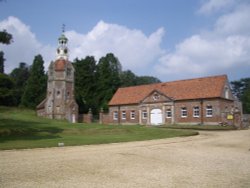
150,109,163,125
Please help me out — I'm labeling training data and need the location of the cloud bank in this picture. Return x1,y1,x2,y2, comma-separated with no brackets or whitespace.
1,0,250,81
155,0,250,80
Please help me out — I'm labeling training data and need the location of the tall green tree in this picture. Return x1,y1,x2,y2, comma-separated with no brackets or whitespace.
96,53,122,111
10,62,30,105
231,78,250,113
0,73,16,106
120,70,137,87
0,51,5,74
136,76,161,85
0,30,13,74
21,55,46,108
73,56,97,114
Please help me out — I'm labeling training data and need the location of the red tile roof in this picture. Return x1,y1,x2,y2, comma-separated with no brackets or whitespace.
109,75,228,106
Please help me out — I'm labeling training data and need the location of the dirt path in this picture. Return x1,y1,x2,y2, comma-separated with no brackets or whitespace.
0,129,250,188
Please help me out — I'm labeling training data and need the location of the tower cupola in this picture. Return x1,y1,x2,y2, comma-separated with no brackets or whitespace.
56,29,69,60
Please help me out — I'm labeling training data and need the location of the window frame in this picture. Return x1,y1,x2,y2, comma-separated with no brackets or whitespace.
206,105,213,117
130,110,135,119
181,107,187,118
166,108,172,118
121,111,126,120
193,106,200,118
113,111,118,120
142,110,147,119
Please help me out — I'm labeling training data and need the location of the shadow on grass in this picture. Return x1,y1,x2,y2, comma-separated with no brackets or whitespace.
0,118,63,142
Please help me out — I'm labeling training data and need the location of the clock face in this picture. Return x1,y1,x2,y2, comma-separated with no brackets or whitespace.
153,93,160,101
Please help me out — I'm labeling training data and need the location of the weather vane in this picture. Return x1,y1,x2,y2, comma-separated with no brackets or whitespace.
62,24,65,33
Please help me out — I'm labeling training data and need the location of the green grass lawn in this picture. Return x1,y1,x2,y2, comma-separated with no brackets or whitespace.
0,106,198,150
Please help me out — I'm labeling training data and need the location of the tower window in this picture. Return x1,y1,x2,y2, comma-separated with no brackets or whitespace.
57,90,60,96
67,68,71,76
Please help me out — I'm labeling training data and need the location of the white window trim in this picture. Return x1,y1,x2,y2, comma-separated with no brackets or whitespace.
113,111,118,120
122,111,126,120
166,109,172,118
142,111,147,119
181,107,187,118
193,106,200,118
130,111,135,119
206,106,213,117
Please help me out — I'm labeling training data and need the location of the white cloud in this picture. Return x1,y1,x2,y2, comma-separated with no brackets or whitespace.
0,17,165,76
198,0,235,15
0,16,54,73
215,4,250,35
66,20,165,74
155,1,250,81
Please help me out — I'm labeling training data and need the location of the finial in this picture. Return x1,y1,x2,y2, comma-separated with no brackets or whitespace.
62,24,65,33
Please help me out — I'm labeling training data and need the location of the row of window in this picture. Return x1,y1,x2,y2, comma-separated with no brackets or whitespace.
181,106,213,118
113,106,213,120
113,111,136,120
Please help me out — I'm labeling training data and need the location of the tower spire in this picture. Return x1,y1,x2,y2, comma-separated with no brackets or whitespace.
62,24,65,33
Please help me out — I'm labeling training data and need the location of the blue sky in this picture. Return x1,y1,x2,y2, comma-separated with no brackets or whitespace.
0,0,250,82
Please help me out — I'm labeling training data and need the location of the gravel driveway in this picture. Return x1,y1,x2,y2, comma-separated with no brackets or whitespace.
0,129,250,188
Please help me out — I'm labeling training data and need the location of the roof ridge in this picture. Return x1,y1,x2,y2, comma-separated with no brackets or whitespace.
119,74,227,89
160,74,227,84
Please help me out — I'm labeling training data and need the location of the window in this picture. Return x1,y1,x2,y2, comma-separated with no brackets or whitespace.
113,111,118,120
67,68,71,76
206,106,213,117
181,107,187,118
56,90,60,97
66,91,70,99
142,110,147,119
166,109,172,118
122,111,126,120
130,111,135,119
193,106,200,117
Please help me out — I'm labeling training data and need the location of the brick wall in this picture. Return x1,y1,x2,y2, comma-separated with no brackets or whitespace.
107,98,235,125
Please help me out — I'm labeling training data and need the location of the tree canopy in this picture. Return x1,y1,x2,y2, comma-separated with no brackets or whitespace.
0,52,161,114
21,55,47,108
0,30,13,45
231,78,250,113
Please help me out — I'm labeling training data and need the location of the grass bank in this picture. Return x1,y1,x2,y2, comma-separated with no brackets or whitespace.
0,106,198,150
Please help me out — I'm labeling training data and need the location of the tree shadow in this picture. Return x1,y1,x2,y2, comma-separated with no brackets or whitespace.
0,118,63,142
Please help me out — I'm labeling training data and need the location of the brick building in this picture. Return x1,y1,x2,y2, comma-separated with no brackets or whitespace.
105,75,242,126
36,32,78,123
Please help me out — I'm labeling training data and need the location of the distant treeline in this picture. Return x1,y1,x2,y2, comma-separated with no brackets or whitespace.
0,53,161,115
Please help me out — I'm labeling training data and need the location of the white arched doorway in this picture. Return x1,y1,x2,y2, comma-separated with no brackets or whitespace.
150,109,163,125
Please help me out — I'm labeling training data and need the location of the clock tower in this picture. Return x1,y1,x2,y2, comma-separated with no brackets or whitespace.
37,30,78,123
